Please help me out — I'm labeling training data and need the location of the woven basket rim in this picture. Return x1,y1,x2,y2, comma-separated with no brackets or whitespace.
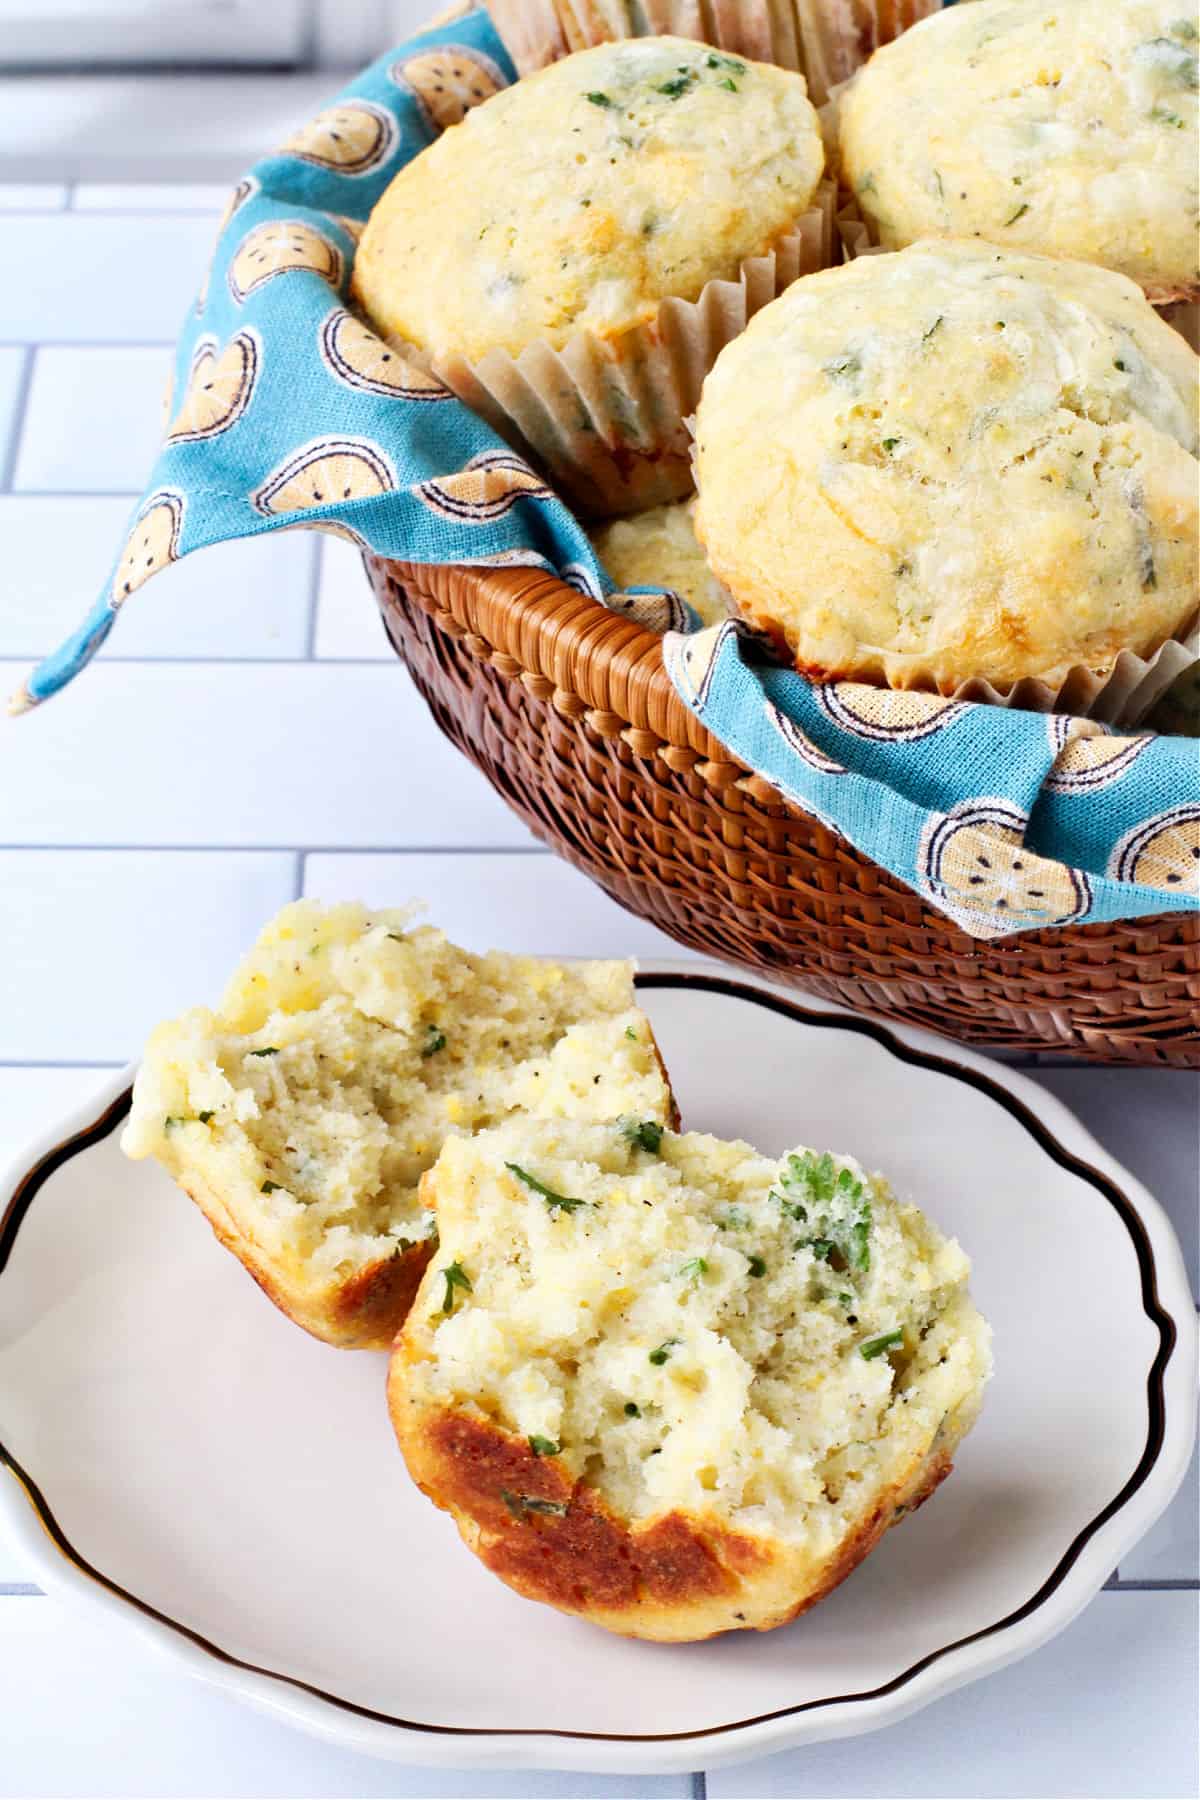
390,558,731,763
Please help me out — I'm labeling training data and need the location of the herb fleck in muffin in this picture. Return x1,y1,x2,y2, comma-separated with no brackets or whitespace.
839,0,1200,302
590,498,732,626
122,902,676,1349
391,1118,990,1640
693,239,1199,697
351,37,827,512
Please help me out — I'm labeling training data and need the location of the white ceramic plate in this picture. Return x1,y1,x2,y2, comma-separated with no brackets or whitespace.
0,967,1195,1775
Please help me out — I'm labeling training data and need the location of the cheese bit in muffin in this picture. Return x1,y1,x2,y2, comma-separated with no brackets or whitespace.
122,902,676,1349
838,0,1200,302
693,239,1199,694
350,37,824,365
390,1118,991,1641
589,498,734,628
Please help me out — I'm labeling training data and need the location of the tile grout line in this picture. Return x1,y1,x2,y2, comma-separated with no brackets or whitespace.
0,655,393,666
292,849,306,901
0,1585,43,1596
0,345,35,494
691,1770,708,1800
0,1058,124,1070
0,340,176,352
303,536,324,660
0,843,550,855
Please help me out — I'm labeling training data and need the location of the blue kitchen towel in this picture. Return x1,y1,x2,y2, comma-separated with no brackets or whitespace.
14,6,1198,939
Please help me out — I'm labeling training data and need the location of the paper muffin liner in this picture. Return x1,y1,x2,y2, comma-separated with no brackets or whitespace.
485,0,939,104
430,183,837,519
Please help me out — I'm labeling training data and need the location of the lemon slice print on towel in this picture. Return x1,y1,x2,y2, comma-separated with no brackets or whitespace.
814,684,968,743
764,699,847,774
251,437,396,516
196,175,258,314
280,101,399,176
920,799,1091,936
1109,805,1200,896
389,44,508,132
319,309,452,400
666,618,739,712
166,330,260,445
414,450,550,522
111,490,184,604
228,221,344,304
1044,721,1153,795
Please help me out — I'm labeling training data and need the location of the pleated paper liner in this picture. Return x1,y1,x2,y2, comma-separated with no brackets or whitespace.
429,184,837,519
485,0,939,105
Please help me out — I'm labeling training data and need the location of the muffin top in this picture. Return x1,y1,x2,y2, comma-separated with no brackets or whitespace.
692,239,1199,692
351,37,824,364
838,0,1200,301
589,499,732,626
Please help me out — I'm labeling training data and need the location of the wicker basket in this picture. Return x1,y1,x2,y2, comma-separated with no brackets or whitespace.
367,557,1200,1068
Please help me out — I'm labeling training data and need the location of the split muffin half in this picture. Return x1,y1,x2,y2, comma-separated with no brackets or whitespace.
390,1116,991,1640
122,903,676,1348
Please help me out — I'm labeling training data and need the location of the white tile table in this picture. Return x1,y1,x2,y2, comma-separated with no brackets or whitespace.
0,180,1195,1800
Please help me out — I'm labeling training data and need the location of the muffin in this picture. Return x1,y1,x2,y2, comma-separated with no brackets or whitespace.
122,902,676,1350
487,0,941,107
391,1117,991,1641
838,0,1200,303
589,498,733,626
692,239,1200,700
351,37,829,514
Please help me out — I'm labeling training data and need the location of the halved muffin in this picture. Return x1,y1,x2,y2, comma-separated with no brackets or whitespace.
390,1116,991,1640
122,903,676,1349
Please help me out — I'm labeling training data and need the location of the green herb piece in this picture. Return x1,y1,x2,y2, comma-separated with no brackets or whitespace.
719,76,739,90
837,1292,853,1307
648,1339,678,1366
746,1254,767,1278
585,90,614,107
528,1436,561,1458
777,1150,872,1273
1114,358,1129,372
421,1024,447,1059
387,932,406,943
163,1115,183,1132
441,1260,472,1313
678,1257,708,1282
620,1117,664,1155
825,352,862,387
1004,203,1030,226
506,1162,590,1213
657,70,697,97
197,1110,214,1124
882,437,900,453
500,1489,569,1519
1151,106,1186,124
624,1025,637,1039
248,1046,279,1059
922,315,943,343
624,1402,641,1417
860,1328,904,1361
799,1238,836,1263
705,52,746,73
261,1180,282,1194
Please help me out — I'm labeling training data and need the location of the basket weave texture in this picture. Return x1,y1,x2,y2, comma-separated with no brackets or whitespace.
368,557,1200,1068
